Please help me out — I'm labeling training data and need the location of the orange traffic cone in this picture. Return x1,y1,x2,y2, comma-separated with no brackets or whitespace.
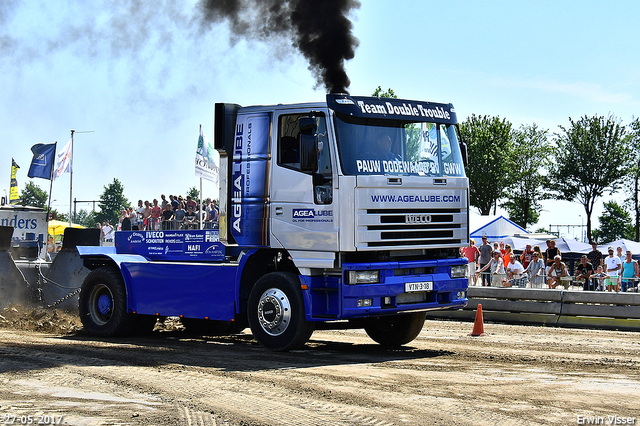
468,304,486,336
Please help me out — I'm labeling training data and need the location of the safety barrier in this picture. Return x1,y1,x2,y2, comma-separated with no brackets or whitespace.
472,270,640,292
425,286,640,331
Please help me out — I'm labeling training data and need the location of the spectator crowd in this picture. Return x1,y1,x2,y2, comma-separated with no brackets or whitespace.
110,194,219,237
461,237,640,292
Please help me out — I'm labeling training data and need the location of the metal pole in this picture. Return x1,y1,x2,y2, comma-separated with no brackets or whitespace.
69,130,74,227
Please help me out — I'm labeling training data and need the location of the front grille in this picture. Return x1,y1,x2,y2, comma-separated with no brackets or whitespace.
357,208,466,249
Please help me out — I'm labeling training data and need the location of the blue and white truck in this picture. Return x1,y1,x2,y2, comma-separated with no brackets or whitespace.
77,93,470,351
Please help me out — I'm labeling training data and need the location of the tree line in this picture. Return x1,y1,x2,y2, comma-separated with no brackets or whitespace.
461,114,640,243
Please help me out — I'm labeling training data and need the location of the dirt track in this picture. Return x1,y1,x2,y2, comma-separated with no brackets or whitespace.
0,307,638,426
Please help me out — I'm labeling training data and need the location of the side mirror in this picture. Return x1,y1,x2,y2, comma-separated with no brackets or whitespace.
460,141,468,169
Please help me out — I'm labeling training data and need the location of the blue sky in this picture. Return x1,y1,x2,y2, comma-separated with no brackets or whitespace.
1,0,638,238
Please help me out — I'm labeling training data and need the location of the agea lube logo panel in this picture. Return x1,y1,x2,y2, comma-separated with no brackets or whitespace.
231,113,270,246
292,209,333,223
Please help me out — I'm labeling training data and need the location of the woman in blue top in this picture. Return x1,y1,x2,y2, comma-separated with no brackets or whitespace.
621,250,639,292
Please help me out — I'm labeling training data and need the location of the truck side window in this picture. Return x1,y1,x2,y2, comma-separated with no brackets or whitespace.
278,113,332,204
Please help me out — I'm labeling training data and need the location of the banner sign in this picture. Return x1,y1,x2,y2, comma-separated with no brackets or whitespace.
115,229,225,262
195,127,219,183
9,159,20,204
0,206,48,242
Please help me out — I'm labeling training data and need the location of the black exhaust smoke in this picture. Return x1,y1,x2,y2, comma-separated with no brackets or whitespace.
198,0,360,94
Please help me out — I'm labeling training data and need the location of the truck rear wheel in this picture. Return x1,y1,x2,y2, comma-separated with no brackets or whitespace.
247,272,315,352
364,312,426,347
79,267,134,337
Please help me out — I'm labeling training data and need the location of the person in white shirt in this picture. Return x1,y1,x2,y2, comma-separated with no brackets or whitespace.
506,254,527,287
102,221,114,243
603,246,622,291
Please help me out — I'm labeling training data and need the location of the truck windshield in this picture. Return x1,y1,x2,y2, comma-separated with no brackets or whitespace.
333,112,465,177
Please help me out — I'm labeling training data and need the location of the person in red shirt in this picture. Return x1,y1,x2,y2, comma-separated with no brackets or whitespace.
461,240,481,286
520,243,534,269
149,198,162,230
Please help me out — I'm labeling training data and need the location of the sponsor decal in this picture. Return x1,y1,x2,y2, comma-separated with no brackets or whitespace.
356,100,451,120
128,232,145,243
185,233,204,242
116,229,225,261
204,245,221,254
292,209,333,223
205,231,219,242
371,194,461,203
0,214,39,230
145,231,164,244
356,159,438,175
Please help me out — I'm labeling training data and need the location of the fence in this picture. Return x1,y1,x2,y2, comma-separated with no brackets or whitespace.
472,270,640,292
425,286,640,331
130,218,219,231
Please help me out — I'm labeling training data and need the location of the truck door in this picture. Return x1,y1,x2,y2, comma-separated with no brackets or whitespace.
270,111,338,259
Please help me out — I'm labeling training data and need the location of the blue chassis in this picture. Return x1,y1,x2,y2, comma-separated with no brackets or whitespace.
77,246,468,322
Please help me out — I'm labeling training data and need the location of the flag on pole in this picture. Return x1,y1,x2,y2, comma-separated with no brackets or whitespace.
9,158,20,205
27,143,57,180
53,137,72,180
195,126,219,184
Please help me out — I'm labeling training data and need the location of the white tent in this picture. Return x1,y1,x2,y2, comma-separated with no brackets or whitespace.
470,215,528,240
597,239,640,255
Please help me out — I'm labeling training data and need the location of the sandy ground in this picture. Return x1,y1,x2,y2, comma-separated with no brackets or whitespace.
0,305,638,426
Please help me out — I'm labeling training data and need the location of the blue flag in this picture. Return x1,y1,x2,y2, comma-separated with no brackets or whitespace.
27,142,57,180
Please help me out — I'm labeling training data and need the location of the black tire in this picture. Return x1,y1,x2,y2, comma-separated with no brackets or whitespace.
364,312,426,347
247,272,315,351
78,267,134,337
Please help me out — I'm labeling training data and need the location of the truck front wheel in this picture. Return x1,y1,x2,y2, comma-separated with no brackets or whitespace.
247,272,315,351
364,312,426,347
79,267,134,337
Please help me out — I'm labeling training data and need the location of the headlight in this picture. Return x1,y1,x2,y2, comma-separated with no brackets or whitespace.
347,270,380,284
451,265,468,278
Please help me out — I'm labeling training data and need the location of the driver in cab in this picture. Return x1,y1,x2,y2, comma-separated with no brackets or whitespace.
367,133,400,161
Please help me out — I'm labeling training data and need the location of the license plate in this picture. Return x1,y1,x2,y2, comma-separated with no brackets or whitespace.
405,281,433,292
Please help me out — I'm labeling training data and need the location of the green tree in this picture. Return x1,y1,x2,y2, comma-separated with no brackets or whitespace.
74,209,98,228
20,181,48,208
372,86,397,99
595,201,634,242
95,179,129,226
49,210,68,222
500,124,553,228
624,117,640,241
459,114,514,215
548,115,631,242
186,187,199,203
